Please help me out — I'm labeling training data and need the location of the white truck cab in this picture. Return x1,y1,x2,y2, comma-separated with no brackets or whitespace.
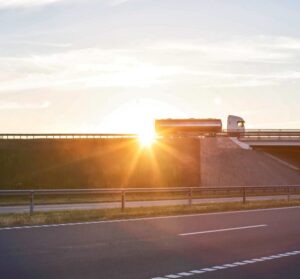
227,115,245,136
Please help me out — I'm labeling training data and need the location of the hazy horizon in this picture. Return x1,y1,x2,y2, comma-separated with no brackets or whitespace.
1,0,300,133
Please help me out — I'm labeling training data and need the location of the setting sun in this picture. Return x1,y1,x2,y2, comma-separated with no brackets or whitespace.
98,98,185,138
138,128,156,147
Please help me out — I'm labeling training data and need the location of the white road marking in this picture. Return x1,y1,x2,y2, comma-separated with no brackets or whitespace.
151,250,300,279
243,260,256,264
251,258,265,262
260,256,273,260
286,251,299,255
0,206,300,231
177,272,193,276
212,266,227,270
269,255,281,259
223,264,237,267
232,262,247,265
278,253,290,257
201,268,216,272
190,270,205,274
179,224,267,236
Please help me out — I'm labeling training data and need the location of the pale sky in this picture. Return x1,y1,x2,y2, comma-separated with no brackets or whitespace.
1,0,300,133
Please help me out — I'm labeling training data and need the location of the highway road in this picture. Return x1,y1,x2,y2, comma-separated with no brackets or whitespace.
1,194,300,214
0,206,300,278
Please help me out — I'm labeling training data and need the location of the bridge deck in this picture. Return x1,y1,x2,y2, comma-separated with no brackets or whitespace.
0,130,299,140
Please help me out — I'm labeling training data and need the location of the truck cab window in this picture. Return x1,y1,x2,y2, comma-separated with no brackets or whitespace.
238,121,245,128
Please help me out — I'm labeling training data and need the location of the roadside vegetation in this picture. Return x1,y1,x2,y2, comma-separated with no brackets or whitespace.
0,138,200,189
1,199,300,228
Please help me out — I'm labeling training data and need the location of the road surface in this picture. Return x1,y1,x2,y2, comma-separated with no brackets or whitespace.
0,206,300,278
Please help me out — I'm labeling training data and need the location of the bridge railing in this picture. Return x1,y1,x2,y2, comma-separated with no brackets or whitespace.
0,185,299,214
225,130,300,141
0,130,300,140
0,133,137,140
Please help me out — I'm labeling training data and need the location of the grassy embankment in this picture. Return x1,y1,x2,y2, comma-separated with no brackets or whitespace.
0,137,202,205
2,139,299,206
0,138,200,189
1,199,300,228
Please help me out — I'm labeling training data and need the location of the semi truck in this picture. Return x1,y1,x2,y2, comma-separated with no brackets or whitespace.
155,115,245,136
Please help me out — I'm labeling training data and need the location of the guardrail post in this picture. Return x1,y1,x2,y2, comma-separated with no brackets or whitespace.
242,187,246,204
121,191,126,211
188,188,193,206
30,191,34,215
287,186,291,202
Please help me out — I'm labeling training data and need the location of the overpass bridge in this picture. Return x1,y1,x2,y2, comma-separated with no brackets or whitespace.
0,131,298,189
0,130,299,147
237,130,300,147
240,141,300,147
0,133,137,140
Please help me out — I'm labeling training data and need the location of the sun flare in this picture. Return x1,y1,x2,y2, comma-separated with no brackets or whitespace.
138,128,156,147
99,98,185,146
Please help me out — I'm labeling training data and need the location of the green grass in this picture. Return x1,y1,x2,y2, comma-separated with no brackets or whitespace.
0,138,200,189
1,199,300,228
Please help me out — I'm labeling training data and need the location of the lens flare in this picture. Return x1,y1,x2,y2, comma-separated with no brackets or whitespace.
138,129,156,147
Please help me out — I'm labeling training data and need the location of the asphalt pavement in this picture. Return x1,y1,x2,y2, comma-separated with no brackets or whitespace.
0,206,300,278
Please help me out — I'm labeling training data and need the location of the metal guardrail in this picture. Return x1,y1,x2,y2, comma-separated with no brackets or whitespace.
238,130,300,140
238,129,300,132
0,130,300,140
221,130,300,142
0,185,299,214
0,133,137,140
